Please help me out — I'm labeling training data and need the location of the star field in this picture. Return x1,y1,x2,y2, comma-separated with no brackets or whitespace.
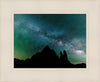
14,14,86,64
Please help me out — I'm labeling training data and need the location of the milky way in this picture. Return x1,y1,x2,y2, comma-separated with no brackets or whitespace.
14,14,86,64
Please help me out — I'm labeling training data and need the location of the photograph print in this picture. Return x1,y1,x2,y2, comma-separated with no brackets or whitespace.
14,14,86,68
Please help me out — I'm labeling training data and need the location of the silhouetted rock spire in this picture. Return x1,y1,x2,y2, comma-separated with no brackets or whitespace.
64,50,67,55
43,45,50,51
60,51,63,56
60,50,71,66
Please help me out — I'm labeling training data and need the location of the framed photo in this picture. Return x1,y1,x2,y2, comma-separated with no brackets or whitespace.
14,14,86,68
0,0,100,82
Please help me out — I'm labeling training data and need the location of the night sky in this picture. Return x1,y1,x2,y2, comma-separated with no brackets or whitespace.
14,14,86,64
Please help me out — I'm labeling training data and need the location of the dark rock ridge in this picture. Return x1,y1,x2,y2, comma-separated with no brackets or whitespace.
14,45,86,68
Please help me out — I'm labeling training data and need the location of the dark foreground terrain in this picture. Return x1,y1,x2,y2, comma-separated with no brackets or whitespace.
14,46,86,68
